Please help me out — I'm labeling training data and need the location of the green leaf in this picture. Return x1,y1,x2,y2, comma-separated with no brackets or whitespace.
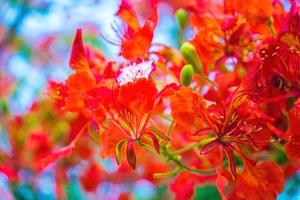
115,139,128,165
194,184,221,200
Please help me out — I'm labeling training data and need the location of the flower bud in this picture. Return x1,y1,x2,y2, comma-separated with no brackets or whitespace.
180,42,203,74
176,9,188,29
180,64,194,86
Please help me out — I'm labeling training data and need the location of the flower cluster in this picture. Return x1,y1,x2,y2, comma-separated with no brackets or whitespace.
2,0,299,199
49,0,300,199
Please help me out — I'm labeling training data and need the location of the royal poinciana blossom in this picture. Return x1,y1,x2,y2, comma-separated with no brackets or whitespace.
1,0,299,199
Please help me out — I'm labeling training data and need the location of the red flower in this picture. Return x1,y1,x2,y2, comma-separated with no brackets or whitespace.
60,29,95,113
116,0,158,60
258,3,300,100
171,76,261,178
55,29,112,125
98,61,176,169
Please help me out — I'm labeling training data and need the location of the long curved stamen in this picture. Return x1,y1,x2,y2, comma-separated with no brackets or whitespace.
111,20,127,40
99,31,121,46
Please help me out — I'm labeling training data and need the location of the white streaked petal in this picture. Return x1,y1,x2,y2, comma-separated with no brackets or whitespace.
117,60,155,86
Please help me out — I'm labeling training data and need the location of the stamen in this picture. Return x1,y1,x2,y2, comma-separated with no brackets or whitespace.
111,20,126,40
99,31,121,46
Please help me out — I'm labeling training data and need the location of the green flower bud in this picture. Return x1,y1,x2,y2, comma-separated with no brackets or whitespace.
180,64,194,86
176,9,188,29
180,42,203,74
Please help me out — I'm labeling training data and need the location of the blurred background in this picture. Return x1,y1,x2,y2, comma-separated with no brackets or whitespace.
0,0,299,199
0,0,180,115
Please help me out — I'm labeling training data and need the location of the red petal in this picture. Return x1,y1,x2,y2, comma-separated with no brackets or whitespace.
141,132,160,153
116,0,140,31
38,145,74,170
288,98,300,136
216,168,229,200
286,99,300,163
118,78,158,117
66,71,95,93
200,139,219,154
223,146,237,178
64,92,85,112
193,128,213,136
119,3,158,60
90,119,100,133
0,165,17,181
286,134,300,163
126,140,136,169
155,83,179,100
99,121,125,158
80,163,103,191
170,171,196,200
171,87,207,128
69,29,89,72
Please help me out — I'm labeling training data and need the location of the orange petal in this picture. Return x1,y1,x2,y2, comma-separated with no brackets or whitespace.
171,87,206,128
66,71,95,93
233,162,285,200
64,92,85,112
99,121,126,158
